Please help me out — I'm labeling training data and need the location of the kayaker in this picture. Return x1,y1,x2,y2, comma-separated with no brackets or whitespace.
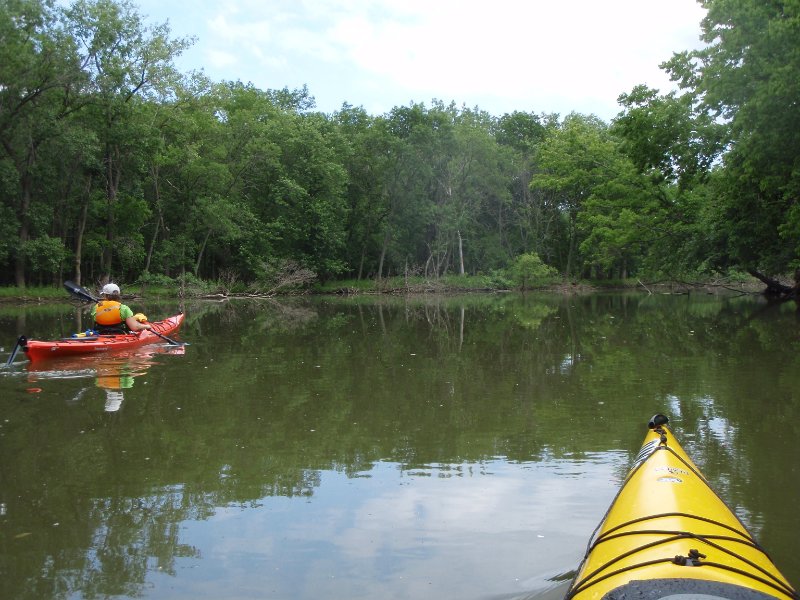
91,283,153,334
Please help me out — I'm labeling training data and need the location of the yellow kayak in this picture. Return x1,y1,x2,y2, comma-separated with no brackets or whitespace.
566,414,797,600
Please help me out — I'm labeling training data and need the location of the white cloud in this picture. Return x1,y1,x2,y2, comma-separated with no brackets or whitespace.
206,49,238,70
138,0,707,119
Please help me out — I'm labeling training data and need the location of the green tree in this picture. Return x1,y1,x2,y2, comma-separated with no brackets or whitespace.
613,86,724,190
606,86,730,279
270,112,349,279
496,111,555,263
663,0,800,283
142,82,244,279
510,252,557,289
532,114,617,278
20,234,70,284
432,104,512,276
332,104,390,280
376,103,436,279
0,0,86,286
64,0,192,281
371,102,513,279
576,159,651,278
207,83,349,280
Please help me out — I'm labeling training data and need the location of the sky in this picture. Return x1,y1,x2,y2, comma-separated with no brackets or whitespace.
133,0,707,121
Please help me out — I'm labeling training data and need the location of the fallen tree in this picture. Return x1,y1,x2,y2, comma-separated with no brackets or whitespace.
748,269,799,300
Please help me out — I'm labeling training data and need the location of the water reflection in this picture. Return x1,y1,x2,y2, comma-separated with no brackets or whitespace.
165,457,623,600
25,344,186,412
0,293,798,599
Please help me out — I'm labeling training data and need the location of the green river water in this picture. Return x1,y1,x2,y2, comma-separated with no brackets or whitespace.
0,292,798,599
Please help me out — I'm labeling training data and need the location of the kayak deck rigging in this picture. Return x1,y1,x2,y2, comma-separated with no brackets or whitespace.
566,416,798,600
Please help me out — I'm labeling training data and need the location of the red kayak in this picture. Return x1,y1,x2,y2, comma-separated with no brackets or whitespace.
21,314,185,363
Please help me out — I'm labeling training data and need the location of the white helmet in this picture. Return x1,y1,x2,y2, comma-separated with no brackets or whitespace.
101,283,120,295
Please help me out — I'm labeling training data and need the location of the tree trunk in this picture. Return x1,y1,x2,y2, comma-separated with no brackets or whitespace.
10,139,40,289
459,305,465,351
357,245,366,280
565,214,578,279
145,217,160,274
102,143,122,282
748,269,797,299
195,228,212,275
15,168,32,288
145,164,164,273
356,209,378,281
377,228,391,280
457,229,465,276
73,176,92,286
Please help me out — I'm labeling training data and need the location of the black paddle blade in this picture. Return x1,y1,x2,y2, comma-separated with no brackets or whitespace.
64,280,99,303
5,335,26,366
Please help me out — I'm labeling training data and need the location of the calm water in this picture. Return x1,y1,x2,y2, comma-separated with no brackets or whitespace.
0,292,798,599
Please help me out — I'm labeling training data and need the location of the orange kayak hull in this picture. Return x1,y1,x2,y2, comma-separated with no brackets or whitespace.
22,314,185,362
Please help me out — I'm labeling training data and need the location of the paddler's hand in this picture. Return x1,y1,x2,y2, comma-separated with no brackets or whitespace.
131,313,151,331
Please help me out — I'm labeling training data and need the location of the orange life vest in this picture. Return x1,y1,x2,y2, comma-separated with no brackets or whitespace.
95,300,123,325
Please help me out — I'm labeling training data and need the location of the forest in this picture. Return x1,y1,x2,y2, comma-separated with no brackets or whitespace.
1,0,798,296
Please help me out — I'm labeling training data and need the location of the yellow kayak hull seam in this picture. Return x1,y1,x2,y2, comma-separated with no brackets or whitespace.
565,414,797,600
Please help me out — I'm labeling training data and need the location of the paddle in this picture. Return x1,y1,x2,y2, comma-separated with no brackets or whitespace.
62,281,185,346
4,335,26,366
64,280,100,303
148,329,184,346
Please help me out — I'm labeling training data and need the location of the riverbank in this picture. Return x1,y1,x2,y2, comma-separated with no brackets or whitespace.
0,275,767,303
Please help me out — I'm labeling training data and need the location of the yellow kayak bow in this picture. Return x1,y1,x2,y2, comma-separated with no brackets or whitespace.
566,414,797,600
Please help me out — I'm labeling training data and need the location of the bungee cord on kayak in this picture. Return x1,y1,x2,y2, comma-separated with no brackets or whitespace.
568,530,796,600
565,415,798,600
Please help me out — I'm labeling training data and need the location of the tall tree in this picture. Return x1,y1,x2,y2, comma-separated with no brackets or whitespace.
333,104,391,280
0,0,86,286
433,104,511,275
64,0,192,281
663,0,800,282
376,103,436,279
496,111,556,263
599,86,727,278
614,85,724,190
532,114,615,278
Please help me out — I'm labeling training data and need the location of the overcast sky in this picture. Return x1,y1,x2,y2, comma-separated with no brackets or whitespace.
134,0,707,121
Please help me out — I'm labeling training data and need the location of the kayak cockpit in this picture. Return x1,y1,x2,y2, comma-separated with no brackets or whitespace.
603,578,782,600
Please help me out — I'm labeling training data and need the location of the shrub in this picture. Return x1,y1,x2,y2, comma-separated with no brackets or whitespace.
510,253,558,289
135,272,176,287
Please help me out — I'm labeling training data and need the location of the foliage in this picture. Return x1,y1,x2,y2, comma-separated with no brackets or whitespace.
20,235,71,281
0,285,67,299
658,0,800,275
509,252,558,289
135,271,176,287
0,0,796,291
532,114,627,278
175,272,213,296
613,86,725,189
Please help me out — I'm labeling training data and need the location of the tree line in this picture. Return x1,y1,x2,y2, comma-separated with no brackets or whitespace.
1,0,798,295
